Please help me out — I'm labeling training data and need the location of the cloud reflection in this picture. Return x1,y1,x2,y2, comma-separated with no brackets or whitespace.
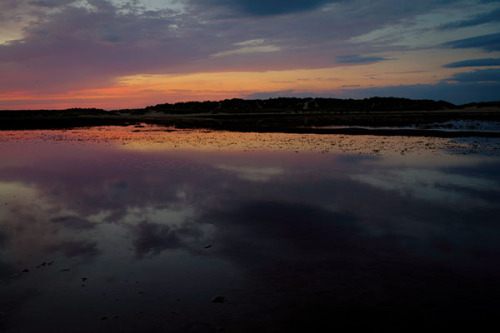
46,240,100,258
50,215,96,230
131,221,181,257
214,164,285,182
1,139,500,331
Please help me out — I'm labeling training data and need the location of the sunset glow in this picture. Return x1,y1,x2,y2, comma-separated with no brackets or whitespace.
1,0,499,109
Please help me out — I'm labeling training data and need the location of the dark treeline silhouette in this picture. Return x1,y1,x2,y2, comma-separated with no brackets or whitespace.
1,97,499,132
0,108,108,118
461,101,500,108
1,98,496,115
142,97,457,115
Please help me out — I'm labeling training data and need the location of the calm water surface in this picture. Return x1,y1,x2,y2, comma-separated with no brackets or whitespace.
1,127,499,332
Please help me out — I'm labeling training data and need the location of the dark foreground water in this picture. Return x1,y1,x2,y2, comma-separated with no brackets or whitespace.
1,129,500,332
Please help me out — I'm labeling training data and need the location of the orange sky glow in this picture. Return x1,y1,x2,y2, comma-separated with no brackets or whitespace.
0,0,499,109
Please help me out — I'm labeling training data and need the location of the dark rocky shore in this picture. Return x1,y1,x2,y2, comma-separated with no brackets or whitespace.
1,97,500,137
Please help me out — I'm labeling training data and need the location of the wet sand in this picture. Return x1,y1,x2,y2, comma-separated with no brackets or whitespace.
1,124,499,157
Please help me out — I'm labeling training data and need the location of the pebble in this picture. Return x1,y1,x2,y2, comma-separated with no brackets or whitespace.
211,296,226,303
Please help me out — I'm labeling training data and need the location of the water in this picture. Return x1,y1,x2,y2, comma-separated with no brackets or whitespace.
1,126,500,332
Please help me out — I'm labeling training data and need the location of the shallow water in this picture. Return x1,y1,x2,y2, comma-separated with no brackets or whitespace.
314,119,500,133
1,126,500,332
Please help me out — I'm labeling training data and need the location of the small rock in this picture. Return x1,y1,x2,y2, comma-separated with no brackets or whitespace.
100,317,108,320
22,269,29,273
60,268,70,272
204,244,212,249
211,296,226,303
82,277,87,282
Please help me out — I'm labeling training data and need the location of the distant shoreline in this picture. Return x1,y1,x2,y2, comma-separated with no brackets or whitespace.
1,97,500,137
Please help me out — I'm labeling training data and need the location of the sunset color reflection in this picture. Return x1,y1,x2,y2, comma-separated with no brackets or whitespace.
1,128,500,332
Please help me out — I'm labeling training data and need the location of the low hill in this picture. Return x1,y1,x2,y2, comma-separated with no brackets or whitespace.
142,97,457,114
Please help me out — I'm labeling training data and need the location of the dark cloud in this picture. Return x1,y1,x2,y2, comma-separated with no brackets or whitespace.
0,232,6,248
336,54,389,64
443,58,500,68
191,0,337,16
194,199,367,274
439,8,500,30
28,0,71,7
215,201,358,252
47,240,100,258
188,174,500,331
446,68,500,82
0,261,16,281
443,32,500,51
50,216,96,230
131,221,182,258
342,81,500,104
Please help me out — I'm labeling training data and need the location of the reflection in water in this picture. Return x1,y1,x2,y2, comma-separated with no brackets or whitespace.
1,131,500,332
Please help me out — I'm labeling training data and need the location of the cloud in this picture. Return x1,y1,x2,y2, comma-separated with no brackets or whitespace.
201,200,359,258
0,2,215,93
443,58,500,68
50,215,96,230
439,8,500,30
28,0,71,7
47,240,100,258
336,54,389,64
190,0,336,16
211,43,281,57
131,221,181,258
446,68,500,83
1,0,499,107
341,81,500,104
442,32,500,51
214,164,285,182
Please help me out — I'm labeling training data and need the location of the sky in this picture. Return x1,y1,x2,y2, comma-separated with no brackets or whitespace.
0,0,499,110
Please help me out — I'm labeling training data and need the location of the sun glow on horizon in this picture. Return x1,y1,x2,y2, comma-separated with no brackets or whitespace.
0,51,495,110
